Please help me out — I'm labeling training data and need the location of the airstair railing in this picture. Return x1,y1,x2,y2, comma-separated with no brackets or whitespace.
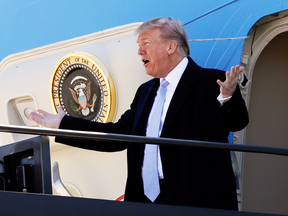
0,124,288,156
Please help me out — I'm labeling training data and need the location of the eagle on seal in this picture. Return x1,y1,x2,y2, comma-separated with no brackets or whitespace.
69,81,96,116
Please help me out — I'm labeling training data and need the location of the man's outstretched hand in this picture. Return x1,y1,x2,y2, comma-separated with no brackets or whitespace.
217,65,244,98
30,106,65,129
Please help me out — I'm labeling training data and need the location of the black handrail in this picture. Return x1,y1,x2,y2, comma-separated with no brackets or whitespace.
0,124,288,156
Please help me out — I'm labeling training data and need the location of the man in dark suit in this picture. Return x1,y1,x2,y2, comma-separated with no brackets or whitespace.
30,17,248,210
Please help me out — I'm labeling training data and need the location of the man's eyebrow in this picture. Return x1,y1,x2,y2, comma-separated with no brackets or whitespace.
139,37,150,41
137,37,149,43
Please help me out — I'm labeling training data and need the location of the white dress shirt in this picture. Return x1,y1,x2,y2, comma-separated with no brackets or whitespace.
146,57,188,179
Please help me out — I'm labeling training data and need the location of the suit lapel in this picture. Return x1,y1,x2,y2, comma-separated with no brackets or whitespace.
161,57,198,135
131,78,160,154
133,78,159,135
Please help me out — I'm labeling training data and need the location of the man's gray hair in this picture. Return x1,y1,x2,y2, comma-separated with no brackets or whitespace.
135,17,190,57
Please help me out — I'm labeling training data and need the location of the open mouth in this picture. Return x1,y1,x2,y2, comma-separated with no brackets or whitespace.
142,59,149,66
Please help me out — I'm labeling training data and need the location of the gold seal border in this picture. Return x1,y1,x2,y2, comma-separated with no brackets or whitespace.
51,53,116,123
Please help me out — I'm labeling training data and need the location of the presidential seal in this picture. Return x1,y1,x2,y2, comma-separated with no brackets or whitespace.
51,53,116,123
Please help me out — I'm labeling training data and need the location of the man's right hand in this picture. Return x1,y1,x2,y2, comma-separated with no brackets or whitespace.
30,106,65,129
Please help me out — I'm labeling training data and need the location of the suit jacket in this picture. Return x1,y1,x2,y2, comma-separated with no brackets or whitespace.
56,57,249,210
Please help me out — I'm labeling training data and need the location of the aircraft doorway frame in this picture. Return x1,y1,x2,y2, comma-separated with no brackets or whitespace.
235,10,288,213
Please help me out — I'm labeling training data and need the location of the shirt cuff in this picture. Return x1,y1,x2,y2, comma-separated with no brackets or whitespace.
217,93,232,106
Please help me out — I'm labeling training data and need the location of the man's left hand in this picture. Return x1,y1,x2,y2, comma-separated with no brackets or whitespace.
217,65,244,98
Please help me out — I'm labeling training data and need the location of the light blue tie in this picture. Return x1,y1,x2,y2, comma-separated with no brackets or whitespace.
143,78,169,202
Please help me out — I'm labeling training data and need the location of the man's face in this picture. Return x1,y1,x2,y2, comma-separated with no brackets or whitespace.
137,28,172,78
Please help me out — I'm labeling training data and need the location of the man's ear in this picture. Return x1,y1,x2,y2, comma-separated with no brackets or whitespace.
167,40,178,55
